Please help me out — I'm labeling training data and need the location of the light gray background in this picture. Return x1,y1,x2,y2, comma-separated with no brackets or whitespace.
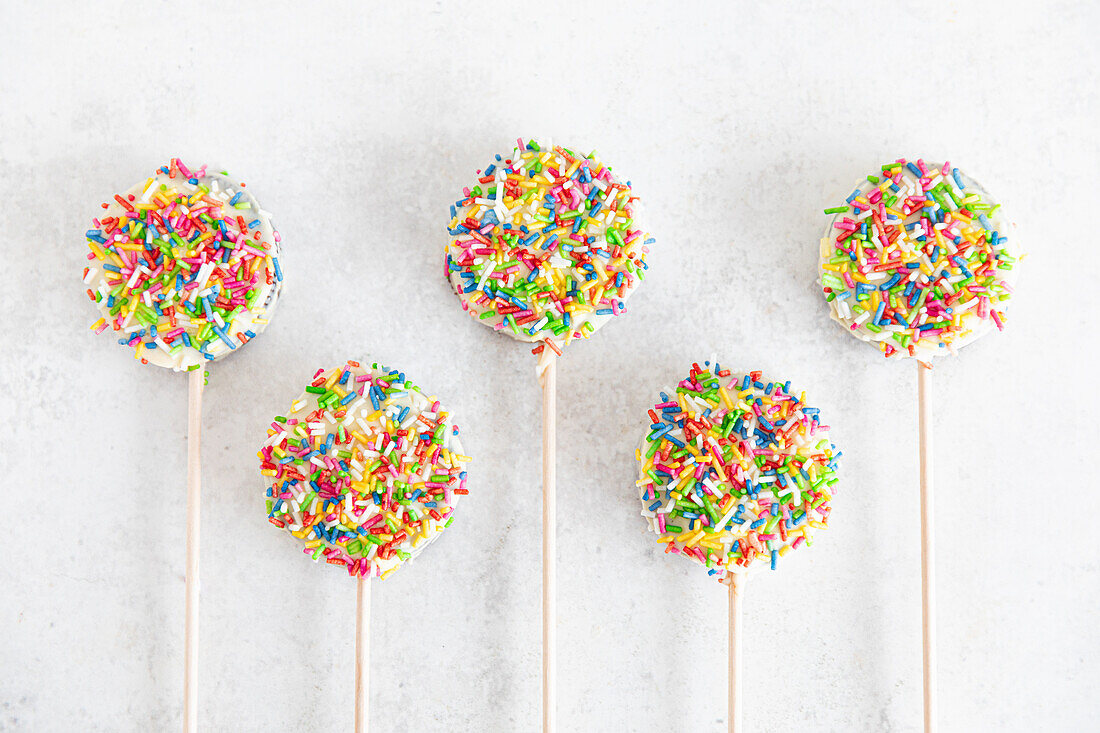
1,2,1096,731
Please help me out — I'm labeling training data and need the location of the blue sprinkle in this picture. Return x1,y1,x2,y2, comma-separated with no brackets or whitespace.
873,300,886,325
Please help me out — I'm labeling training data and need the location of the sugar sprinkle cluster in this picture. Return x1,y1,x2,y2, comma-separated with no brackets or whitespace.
259,361,471,579
820,158,1018,360
637,362,840,582
83,158,283,371
446,139,652,355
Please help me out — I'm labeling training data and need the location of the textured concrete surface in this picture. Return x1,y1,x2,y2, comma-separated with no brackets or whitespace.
1,2,1096,731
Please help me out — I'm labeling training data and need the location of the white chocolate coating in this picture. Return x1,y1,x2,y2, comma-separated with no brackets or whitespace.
819,162,1020,361
84,162,283,371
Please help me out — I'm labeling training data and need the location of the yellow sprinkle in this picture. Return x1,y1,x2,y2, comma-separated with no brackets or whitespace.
711,458,729,483
684,530,705,547
86,239,108,261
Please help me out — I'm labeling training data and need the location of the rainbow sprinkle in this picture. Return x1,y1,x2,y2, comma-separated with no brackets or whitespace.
445,138,652,353
636,362,840,582
83,158,283,371
819,158,1019,360
259,361,471,579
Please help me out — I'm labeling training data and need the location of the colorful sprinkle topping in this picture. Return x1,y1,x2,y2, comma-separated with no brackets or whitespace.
83,158,283,371
636,362,840,582
445,138,652,352
259,361,471,579
820,158,1018,360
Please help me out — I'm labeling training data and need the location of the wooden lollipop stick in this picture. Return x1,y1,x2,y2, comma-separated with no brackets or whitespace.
355,573,371,733
917,362,936,732
540,351,557,733
728,573,745,733
184,368,203,733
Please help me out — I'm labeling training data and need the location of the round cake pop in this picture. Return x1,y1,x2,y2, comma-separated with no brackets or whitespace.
83,158,284,371
636,361,840,583
259,360,471,579
819,158,1019,361
445,138,653,352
